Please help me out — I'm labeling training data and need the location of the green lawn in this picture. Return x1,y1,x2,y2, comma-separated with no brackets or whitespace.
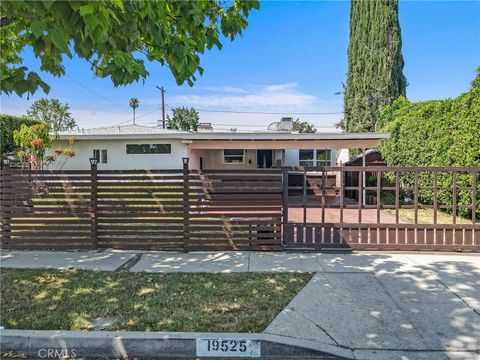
0,269,311,333
385,208,472,224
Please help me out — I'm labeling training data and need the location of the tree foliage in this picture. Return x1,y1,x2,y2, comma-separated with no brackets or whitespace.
379,68,480,218
0,114,39,162
0,0,259,96
344,0,407,132
27,98,77,132
293,119,316,133
129,97,139,124
167,107,200,132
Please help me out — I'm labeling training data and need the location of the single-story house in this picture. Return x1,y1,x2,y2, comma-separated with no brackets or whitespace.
48,118,389,170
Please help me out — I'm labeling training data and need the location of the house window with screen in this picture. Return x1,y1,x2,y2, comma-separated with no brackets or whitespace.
126,144,171,154
224,149,245,164
299,150,314,167
93,149,100,162
101,149,108,163
316,149,332,166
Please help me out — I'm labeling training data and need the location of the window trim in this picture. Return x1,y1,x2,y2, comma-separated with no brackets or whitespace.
93,149,100,162
101,149,108,164
223,149,245,164
299,149,314,167
125,143,172,155
316,149,332,166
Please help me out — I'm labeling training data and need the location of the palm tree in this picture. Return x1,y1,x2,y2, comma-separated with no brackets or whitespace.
129,98,139,125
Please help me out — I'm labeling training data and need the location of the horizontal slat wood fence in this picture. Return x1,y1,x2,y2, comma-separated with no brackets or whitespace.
284,166,480,252
188,169,283,251
1,169,92,249
0,167,282,251
1,165,479,252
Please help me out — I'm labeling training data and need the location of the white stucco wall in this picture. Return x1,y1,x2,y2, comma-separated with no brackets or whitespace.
336,148,350,165
46,138,353,171
47,139,188,170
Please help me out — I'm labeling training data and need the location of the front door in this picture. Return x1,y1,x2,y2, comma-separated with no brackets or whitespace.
257,150,273,168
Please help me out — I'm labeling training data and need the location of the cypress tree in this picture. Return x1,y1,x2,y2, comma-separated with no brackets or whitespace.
344,0,407,132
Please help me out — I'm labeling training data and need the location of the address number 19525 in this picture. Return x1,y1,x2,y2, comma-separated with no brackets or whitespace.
196,338,261,357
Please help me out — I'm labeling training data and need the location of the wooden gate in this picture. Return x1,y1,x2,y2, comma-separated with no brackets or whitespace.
187,169,283,251
282,166,480,252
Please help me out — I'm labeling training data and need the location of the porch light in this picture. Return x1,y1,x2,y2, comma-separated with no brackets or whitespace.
2,158,10,166
89,157,98,166
182,157,190,166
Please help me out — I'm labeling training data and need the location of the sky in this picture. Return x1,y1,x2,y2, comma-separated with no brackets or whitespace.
1,0,479,131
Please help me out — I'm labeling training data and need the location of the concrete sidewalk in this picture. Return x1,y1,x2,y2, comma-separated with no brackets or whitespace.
1,250,479,359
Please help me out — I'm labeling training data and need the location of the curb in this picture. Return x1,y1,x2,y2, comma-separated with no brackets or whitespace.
0,329,353,359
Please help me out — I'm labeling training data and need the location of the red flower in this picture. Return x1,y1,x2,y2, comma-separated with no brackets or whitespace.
28,155,38,164
31,138,43,147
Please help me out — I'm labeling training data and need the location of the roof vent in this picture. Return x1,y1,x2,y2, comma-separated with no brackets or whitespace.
280,117,293,131
197,122,213,132
267,117,293,132
230,128,237,132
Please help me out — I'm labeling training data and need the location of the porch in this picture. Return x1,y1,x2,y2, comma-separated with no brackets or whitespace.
185,132,388,170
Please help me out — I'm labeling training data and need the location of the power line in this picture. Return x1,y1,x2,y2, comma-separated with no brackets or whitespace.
211,123,336,128
111,107,162,127
166,106,343,115
65,74,124,107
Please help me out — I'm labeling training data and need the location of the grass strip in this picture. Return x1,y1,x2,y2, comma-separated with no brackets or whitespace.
0,269,311,333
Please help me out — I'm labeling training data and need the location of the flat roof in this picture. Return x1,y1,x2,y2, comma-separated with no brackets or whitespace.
57,125,389,141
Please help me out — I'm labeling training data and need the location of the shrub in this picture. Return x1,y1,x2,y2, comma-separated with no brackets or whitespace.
0,114,39,163
379,68,480,218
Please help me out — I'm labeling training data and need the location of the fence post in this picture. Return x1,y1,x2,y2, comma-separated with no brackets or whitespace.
282,167,289,246
90,163,98,249
0,166,11,249
182,159,190,253
473,171,477,225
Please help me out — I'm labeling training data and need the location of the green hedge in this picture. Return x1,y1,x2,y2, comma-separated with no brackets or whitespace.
1,114,39,163
378,69,480,218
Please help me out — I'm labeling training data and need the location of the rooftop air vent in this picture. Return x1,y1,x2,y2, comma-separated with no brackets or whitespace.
197,122,213,132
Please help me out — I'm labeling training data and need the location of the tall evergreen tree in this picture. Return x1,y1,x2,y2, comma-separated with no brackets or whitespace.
344,0,407,132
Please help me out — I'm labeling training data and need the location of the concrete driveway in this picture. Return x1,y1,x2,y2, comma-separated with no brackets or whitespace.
1,250,479,359
264,253,480,360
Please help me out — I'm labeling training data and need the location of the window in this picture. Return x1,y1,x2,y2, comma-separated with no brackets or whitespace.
93,149,100,162
101,149,108,164
299,150,314,167
224,149,245,164
316,149,332,166
126,144,171,154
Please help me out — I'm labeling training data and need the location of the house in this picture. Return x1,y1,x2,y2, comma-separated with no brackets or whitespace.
48,118,389,170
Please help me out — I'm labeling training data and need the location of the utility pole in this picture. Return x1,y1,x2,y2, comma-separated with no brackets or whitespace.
156,85,166,128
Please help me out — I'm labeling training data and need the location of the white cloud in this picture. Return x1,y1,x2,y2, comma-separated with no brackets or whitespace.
170,82,317,111
202,86,248,94
263,83,298,92
1,83,342,131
